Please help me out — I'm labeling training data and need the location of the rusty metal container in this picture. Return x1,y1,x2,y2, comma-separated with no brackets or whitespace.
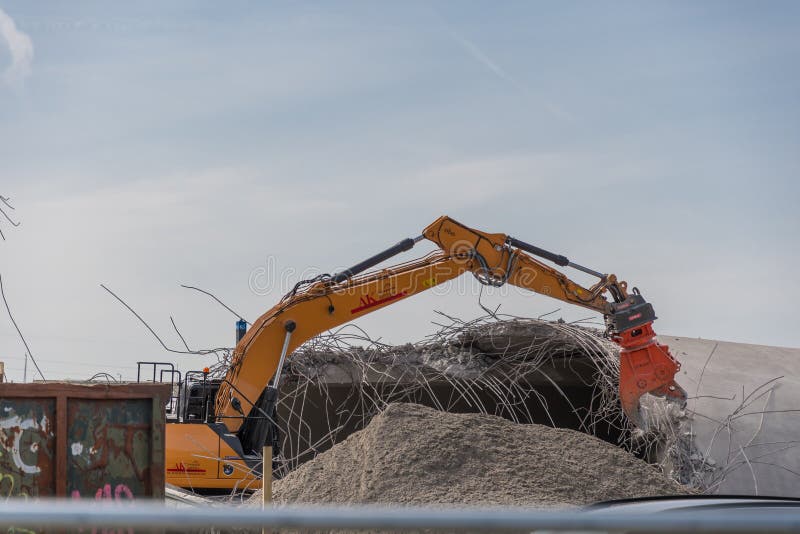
0,382,169,499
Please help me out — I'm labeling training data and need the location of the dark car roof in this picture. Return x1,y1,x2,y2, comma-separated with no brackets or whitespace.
585,494,800,514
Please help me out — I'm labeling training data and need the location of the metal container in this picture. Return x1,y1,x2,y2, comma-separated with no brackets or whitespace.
0,382,170,499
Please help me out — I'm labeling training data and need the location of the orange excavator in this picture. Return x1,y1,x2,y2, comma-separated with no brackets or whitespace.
151,216,687,490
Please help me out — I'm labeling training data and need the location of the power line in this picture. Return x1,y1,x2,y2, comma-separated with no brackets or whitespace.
0,356,139,371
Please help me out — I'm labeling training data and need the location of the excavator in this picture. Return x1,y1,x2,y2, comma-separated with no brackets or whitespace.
148,216,687,490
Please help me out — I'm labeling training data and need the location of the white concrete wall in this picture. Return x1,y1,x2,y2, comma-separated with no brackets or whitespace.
659,336,800,497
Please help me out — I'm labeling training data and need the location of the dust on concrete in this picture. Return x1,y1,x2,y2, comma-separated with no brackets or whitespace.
253,403,692,508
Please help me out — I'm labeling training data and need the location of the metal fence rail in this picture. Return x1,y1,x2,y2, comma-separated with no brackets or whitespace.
0,501,798,532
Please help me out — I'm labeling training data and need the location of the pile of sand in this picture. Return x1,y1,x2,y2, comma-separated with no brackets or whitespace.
252,403,691,507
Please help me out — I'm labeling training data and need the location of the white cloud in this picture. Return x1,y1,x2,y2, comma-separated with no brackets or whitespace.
0,7,33,88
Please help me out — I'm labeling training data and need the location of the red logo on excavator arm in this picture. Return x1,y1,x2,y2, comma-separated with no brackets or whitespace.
350,292,408,314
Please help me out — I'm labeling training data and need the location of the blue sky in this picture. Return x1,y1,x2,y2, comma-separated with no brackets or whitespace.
0,1,798,382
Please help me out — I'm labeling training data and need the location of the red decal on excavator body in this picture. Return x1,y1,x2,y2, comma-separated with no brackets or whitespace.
351,292,408,314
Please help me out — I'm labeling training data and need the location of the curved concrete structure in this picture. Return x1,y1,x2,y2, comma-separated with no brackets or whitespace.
661,336,800,497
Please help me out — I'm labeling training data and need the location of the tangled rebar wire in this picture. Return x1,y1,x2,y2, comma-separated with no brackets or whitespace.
260,312,711,492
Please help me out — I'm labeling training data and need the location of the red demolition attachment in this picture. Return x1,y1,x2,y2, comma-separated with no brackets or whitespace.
615,322,687,428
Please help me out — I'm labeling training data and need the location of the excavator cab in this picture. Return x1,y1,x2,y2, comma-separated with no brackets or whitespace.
137,362,265,489
137,362,222,423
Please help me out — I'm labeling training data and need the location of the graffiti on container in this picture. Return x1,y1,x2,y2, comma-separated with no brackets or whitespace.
0,473,16,500
64,485,136,534
67,399,152,498
65,486,136,534
0,414,49,474
0,400,55,498
69,483,134,501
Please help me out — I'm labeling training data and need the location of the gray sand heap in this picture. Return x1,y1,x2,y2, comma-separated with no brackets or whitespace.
253,403,691,507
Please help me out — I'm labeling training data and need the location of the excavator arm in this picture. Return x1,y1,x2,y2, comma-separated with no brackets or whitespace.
215,216,686,452
422,216,687,426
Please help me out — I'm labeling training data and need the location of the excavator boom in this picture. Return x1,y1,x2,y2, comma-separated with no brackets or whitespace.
218,215,685,431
